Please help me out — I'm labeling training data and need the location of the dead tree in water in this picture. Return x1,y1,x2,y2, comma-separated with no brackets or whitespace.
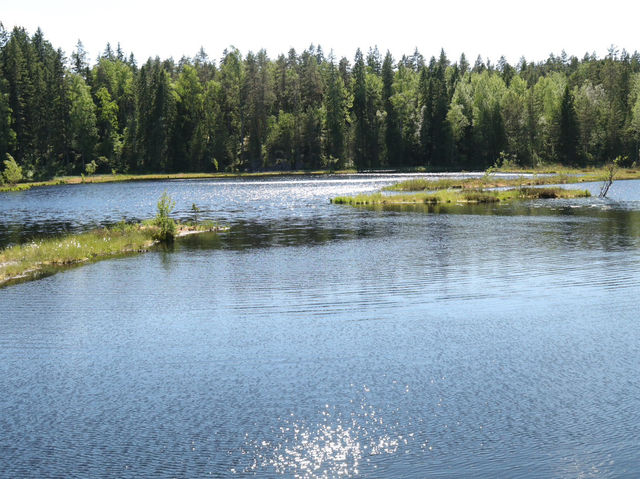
599,158,621,198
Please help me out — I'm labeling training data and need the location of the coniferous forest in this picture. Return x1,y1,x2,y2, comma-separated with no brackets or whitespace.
2,23,640,180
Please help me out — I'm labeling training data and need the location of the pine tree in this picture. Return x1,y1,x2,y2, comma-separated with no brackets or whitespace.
172,64,204,171
0,76,16,160
71,40,89,79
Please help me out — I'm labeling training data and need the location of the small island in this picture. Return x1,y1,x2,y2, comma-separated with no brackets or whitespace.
332,172,594,207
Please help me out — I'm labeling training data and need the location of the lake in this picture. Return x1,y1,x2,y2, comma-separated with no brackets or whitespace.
1,174,639,478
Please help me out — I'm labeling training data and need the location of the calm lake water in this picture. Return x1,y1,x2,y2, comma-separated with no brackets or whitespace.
1,174,640,478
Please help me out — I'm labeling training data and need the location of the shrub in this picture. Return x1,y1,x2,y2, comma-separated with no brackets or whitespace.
153,192,176,242
85,160,97,176
3,154,23,185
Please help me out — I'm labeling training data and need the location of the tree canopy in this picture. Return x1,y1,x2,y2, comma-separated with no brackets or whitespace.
1,23,640,180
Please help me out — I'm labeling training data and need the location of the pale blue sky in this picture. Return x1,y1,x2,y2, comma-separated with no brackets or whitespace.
2,0,639,66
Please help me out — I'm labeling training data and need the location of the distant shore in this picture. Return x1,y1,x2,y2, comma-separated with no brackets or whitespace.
2,165,639,193
0,170,360,192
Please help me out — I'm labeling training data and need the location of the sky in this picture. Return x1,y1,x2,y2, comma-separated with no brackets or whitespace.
2,0,639,66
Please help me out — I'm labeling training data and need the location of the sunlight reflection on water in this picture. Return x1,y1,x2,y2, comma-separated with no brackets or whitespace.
241,385,407,478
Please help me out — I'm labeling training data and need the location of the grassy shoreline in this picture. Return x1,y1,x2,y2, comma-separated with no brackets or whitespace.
0,221,227,287
2,166,639,193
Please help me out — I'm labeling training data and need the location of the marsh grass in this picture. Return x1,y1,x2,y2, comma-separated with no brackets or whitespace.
0,221,227,286
381,165,640,193
384,174,576,192
332,186,590,207
0,225,156,285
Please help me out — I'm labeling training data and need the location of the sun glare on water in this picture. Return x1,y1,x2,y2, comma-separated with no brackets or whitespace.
240,386,410,477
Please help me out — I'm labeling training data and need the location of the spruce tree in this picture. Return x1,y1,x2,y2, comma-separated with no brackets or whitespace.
382,51,402,167
324,58,347,165
352,49,368,169
558,85,579,165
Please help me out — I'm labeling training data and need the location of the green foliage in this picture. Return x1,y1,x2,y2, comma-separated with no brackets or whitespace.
84,160,97,176
558,86,579,165
265,111,296,169
191,203,200,224
0,77,15,159
324,60,349,165
2,24,640,178
153,191,176,242
68,74,98,167
3,153,22,184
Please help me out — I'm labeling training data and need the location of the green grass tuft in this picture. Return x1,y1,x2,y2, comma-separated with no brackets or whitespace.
333,186,591,207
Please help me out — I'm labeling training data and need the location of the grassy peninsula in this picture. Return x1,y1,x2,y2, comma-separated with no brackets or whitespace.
0,192,226,287
0,221,225,287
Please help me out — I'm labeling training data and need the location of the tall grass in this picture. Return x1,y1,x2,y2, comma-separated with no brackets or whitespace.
333,186,590,207
0,224,156,284
383,174,578,192
0,218,230,286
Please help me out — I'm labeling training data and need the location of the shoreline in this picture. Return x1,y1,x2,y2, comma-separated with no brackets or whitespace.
2,166,640,193
0,170,359,192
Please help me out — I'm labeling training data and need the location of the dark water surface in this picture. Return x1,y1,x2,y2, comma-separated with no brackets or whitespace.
1,175,640,478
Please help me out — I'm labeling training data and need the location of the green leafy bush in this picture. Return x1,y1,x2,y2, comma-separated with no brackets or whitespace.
3,154,23,185
153,192,176,242
85,160,97,176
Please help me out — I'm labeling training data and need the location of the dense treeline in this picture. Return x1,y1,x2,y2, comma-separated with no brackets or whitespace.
2,23,640,179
